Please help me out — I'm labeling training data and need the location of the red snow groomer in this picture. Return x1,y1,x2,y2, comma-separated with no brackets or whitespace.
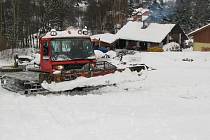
39,28,117,82
0,27,117,94
0,27,147,95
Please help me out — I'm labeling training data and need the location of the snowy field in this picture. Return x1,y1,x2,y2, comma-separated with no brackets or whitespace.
1,51,210,140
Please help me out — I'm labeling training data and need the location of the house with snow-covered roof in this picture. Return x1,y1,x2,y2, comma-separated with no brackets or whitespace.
130,8,150,22
188,24,210,51
115,21,188,51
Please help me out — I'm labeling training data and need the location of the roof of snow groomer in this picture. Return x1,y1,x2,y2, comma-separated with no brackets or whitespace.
116,21,176,43
42,28,90,39
90,33,118,44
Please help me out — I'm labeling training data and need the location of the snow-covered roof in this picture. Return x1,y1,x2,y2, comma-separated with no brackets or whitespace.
90,33,118,44
133,8,149,16
188,24,210,36
74,1,88,8
116,21,176,43
42,28,90,39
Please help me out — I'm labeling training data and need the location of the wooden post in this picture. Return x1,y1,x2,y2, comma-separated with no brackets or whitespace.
179,33,182,45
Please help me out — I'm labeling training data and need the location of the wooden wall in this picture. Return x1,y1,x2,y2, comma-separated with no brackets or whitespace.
191,26,210,43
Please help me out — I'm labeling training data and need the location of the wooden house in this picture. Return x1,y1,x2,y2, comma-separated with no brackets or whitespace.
115,21,188,51
188,24,210,51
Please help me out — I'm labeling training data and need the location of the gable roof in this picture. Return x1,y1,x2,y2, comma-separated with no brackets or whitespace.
116,21,176,43
90,33,117,44
188,24,210,36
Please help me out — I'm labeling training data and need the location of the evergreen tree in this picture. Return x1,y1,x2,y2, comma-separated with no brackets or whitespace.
173,0,210,32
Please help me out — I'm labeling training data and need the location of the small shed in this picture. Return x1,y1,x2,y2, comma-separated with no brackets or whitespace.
188,24,210,51
115,21,188,51
90,33,118,50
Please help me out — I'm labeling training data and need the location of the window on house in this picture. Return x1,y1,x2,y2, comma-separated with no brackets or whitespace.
127,40,137,50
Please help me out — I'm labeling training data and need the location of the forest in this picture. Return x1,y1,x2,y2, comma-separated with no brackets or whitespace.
0,0,210,50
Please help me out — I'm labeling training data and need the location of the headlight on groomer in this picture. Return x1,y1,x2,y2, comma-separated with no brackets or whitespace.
55,65,64,70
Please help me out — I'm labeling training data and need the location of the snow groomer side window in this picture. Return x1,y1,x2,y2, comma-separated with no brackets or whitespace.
83,39,94,56
43,42,49,59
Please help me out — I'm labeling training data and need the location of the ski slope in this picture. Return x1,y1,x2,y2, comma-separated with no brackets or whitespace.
1,52,210,140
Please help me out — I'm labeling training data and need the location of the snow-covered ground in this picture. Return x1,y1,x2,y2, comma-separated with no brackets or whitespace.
1,51,210,140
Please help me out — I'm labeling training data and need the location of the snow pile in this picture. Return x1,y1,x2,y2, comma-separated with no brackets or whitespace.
108,51,143,69
42,69,145,92
94,50,144,70
30,53,40,65
163,42,181,51
94,50,117,60
94,50,105,59
121,52,142,64
105,50,117,59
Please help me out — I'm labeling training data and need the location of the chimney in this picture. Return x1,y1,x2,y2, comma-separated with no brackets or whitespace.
142,20,149,29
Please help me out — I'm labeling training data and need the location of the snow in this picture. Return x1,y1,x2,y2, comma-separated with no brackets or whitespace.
31,53,40,65
18,55,33,60
42,69,146,92
105,50,117,59
0,48,35,67
116,21,175,43
134,8,149,15
94,50,105,58
1,51,210,140
90,33,118,44
94,50,117,60
162,42,180,51
42,28,90,39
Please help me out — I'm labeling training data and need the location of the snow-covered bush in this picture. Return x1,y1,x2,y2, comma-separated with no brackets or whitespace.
163,42,181,52
185,39,193,48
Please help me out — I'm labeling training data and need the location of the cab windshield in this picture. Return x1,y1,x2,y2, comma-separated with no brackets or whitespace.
51,38,95,61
